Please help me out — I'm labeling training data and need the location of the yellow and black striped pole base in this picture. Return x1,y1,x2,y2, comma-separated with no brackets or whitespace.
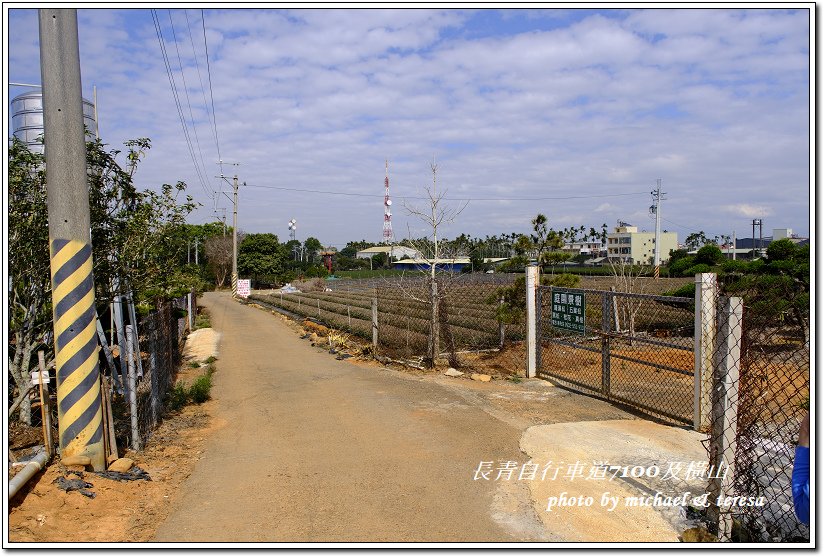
50,239,105,470
231,273,238,297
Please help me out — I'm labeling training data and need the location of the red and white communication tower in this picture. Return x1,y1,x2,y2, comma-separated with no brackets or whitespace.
382,160,394,242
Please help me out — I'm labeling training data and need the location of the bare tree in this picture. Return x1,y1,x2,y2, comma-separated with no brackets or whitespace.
608,255,651,344
205,235,233,288
401,158,467,368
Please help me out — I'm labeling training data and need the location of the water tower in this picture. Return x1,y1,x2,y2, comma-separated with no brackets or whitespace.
11,90,96,153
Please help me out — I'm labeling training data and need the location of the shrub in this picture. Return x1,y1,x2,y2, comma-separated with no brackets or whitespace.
167,381,189,411
695,244,724,266
195,310,211,329
188,372,212,404
684,264,712,276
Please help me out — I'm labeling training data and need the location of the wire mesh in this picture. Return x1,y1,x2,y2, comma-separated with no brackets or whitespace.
705,284,810,542
537,286,695,425
250,274,526,374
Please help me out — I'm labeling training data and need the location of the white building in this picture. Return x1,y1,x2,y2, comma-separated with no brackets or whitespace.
606,224,678,265
355,245,420,261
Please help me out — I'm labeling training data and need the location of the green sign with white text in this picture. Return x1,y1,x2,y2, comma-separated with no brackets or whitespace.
550,289,586,334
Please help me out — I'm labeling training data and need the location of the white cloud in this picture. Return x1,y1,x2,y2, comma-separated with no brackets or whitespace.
6,7,811,244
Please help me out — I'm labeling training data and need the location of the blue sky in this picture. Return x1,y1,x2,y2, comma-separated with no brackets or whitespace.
6,7,812,247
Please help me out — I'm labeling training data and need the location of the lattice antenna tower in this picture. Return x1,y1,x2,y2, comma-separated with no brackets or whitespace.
383,160,394,242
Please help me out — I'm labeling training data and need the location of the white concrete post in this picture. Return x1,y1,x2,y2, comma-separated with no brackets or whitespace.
693,273,718,431
708,296,743,541
526,264,539,378
125,324,140,450
371,297,379,352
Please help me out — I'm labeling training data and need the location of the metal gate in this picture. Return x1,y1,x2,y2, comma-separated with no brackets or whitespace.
536,286,695,425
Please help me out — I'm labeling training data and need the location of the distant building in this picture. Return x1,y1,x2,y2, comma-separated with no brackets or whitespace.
561,241,603,257
392,257,508,273
729,228,809,258
606,224,678,265
355,245,420,261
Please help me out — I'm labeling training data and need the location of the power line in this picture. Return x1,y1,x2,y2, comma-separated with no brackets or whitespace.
201,9,223,175
166,9,213,200
185,8,220,197
151,9,211,198
243,183,649,202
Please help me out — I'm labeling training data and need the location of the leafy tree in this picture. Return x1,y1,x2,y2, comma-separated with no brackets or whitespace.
530,214,564,265
9,136,199,424
303,237,322,263
488,273,581,327
371,252,388,269
238,233,284,286
695,244,724,266
684,231,711,251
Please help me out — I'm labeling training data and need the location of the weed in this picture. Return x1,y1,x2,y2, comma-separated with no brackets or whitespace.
188,361,201,368
507,373,522,384
189,372,213,403
167,381,189,411
205,356,217,364
194,310,211,329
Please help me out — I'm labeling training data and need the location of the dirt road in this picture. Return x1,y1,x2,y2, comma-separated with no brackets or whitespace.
153,291,545,542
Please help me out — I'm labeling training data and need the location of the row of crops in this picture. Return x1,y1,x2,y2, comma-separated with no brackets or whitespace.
248,279,526,358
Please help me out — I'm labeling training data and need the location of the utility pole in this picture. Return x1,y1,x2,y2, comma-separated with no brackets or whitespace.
232,174,239,296
195,237,199,265
650,179,665,279
39,8,105,470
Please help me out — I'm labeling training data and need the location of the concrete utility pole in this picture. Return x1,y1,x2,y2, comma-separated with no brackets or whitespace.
39,8,105,470
232,174,239,296
650,179,664,279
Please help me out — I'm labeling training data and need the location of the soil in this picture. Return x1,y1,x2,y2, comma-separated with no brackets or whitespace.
7,290,701,544
8,364,217,543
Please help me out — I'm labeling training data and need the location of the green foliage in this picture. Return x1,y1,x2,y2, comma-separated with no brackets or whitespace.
194,311,211,330
684,263,713,276
205,356,217,364
8,136,199,422
238,233,284,286
721,238,809,336
305,265,329,278
167,381,189,411
664,283,695,298
188,371,213,404
668,256,696,277
695,244,724,266
487,273,580,324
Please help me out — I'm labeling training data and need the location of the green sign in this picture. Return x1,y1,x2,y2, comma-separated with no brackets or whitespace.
550,289,586,333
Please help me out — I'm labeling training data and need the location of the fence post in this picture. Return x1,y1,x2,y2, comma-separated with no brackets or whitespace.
694,273,718,431
372,297,379,353
526,264,539,378
602,291,612,396
125,324,141,450
187,291,194,332
707,296,743,541
149,314,160,429
498,296,506,349
127,294,144,379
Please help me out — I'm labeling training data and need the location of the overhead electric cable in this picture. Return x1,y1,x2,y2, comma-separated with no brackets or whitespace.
151,9,211,198
201,9,223,175
243,183,649,202
167,9,213,200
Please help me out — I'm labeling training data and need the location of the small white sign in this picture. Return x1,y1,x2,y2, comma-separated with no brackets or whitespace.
31,370,50,386
237,279,251,298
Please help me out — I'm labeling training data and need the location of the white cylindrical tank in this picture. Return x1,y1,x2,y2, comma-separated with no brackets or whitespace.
11,91,96,153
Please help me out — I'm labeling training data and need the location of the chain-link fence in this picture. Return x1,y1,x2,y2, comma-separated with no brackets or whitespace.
249,274,526,374
537,286,695,425
106,293,193,451
703,280,809,542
